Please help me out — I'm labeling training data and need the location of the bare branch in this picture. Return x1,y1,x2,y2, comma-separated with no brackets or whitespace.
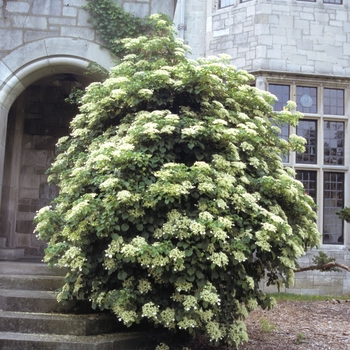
295,262,350,273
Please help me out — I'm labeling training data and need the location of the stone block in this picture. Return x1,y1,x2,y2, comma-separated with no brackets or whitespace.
0,29,23,50
39,183,58,200
20,174,40,189
124,2,149,18
60,26,95,40
12,15,47,30
22,150,48,167
63,6,78,17
34,167,48,175
5,1,30,13
48,17,76,26
32,0,62,16
24,119,42,135
313,276,332,287
16,212,36,221
16,220,35,234
33,136,56,150
151,0,174,18
18,188,39,199
30,198,50,212
24,30,59,43
20,166,35,174
300,288,320,295
17,198,31,213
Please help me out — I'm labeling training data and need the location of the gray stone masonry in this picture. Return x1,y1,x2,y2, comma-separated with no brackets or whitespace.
0,0,99,58
208,0,350,76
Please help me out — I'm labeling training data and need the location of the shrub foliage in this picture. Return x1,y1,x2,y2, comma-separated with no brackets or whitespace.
35,16,320,348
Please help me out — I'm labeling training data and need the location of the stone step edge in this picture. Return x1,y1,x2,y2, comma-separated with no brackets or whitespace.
0,288,58,299
0,331,146,344
0,309,114,321
0,310,119,336
0,261,67,276
0,273,63,280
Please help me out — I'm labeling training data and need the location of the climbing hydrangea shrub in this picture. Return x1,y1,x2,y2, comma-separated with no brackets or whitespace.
35,15,320,348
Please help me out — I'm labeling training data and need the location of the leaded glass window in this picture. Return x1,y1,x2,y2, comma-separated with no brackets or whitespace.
269,84,290,111
296,120,317,164
323,0,342,4
324,88,344,115
219,0,235,8
324,121,344,165
323,172,344,244
296,170,317,203
296,86,317,113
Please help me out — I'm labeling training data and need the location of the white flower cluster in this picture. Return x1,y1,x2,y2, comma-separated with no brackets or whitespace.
209,252,229,267
155,343,170,350
178,316,197,330
199,309,214,322
212,119,228,125
182,124,205,136
183,295,198,311
169,248,185,271
141,302,159,319
262,222,277,233
206,321,223,341
200,283,221,306
174,280,193,292
112,304,139,325
212,228,228,241
198,182,216,193
122,276,135,289
217,216,232,228
137,279,152,294
116,190,133,203
160,308,176,328
199,211,214,221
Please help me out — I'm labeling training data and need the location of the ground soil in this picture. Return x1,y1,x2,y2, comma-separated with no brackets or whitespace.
237,299,350,350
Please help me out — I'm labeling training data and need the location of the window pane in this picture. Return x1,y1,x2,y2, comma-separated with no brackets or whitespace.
279,124,290,162
323,172,344,244
296,170,317,203
269,84,290,111
296,120,317,164
323,0,342,3
324,121,344,165
219,0,235,7
296,86,317,113
297,0,316,2
324,88,344,115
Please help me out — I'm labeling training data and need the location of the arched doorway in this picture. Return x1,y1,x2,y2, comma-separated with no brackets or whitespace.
2,74,95,258
0,42,113,260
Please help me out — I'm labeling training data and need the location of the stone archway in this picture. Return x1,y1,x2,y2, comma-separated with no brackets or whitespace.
0,40,114,260
2,75,88,257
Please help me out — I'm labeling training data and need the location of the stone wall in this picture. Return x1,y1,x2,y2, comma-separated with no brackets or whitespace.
208,0,350,76
261,248,350,296
0,0,97,60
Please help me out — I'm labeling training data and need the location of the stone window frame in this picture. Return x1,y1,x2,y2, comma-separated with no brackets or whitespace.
296,0,343,4
217,0,252,9
262,75,350,248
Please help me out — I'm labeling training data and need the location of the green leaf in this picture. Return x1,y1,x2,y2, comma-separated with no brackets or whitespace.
121,223,129,231
117,270,128,280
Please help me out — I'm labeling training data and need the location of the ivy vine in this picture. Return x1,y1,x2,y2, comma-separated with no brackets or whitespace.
84,0,152,56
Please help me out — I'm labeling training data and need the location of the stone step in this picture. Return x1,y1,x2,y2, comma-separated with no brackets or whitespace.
0,289,75,313
0,274,64,291
0,261,66,276
0,237,7,248
0,331,146,350
0,311,119,336
0,248,25,261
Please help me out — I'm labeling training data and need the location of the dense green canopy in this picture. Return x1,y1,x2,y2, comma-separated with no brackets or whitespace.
35,15,320,348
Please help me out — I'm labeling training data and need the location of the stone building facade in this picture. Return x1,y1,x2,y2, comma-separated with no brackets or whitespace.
0,0,349,294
